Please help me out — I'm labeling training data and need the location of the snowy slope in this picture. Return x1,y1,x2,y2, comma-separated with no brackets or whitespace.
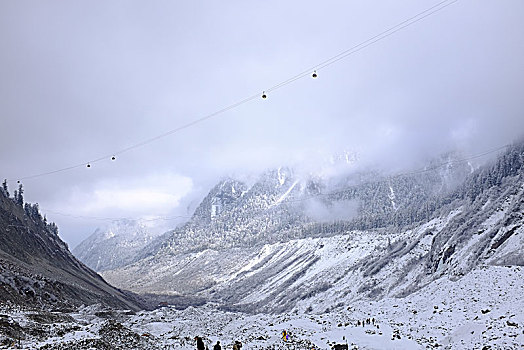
0,187,145,313
133,153,471,264
103,175,523,316
101,151,480,295
101,144,524,317
3,264,522,349
72,219,157,272
4,146,522,348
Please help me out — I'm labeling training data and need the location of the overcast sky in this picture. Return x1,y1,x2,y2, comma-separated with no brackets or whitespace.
1,1,523,248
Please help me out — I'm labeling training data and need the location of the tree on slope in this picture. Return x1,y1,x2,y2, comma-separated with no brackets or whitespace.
1,179,8,197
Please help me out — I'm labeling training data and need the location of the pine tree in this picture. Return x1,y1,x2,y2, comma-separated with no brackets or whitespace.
16,183,24,206
1,179,8,197
48,222,59,236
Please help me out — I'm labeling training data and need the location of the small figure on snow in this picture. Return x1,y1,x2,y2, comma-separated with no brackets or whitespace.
282,330,289,341
213,340,221,350
195,336,205,350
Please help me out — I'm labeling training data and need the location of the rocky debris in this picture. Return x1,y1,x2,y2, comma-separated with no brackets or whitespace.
27,311,75,324
97,319,152,349
0,314,23,346
0,187,147,312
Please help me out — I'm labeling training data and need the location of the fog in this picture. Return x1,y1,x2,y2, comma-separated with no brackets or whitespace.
305,199,360,223
1,1,523,248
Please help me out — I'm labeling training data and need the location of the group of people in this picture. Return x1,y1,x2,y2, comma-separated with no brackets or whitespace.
195,337,242,350
356,317,376,327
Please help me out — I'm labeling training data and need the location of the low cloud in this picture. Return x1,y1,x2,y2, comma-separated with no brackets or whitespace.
2,1,523,247
304,199,359,222
43,173,193,247
85,188,180,214
74,174,193,217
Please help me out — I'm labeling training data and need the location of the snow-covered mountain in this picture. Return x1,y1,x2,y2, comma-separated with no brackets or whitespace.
1,144,523,349
134,153,471,261
102,143,523,315
73,219,157,272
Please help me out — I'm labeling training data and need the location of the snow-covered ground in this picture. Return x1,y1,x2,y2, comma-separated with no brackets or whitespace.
1,265,521,349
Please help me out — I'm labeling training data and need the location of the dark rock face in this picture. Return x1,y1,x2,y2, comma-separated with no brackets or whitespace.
0,189,145,311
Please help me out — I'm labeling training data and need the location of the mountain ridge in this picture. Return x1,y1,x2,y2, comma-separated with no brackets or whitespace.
100,142,524,313
72,219,157,272
0,185,147,311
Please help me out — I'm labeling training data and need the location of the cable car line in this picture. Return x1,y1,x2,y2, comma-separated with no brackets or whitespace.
40,143,507,223
264,0,458,95
9,0,459,183
313,0,458,72
13,93,261,182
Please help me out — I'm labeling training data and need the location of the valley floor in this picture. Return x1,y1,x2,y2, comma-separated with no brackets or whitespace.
0,265,522,349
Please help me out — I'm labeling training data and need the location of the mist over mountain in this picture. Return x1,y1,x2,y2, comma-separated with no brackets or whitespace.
72,219,159,272
133,150,473,259
2,0,524,347
98,143,523,310
2,143,523,349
